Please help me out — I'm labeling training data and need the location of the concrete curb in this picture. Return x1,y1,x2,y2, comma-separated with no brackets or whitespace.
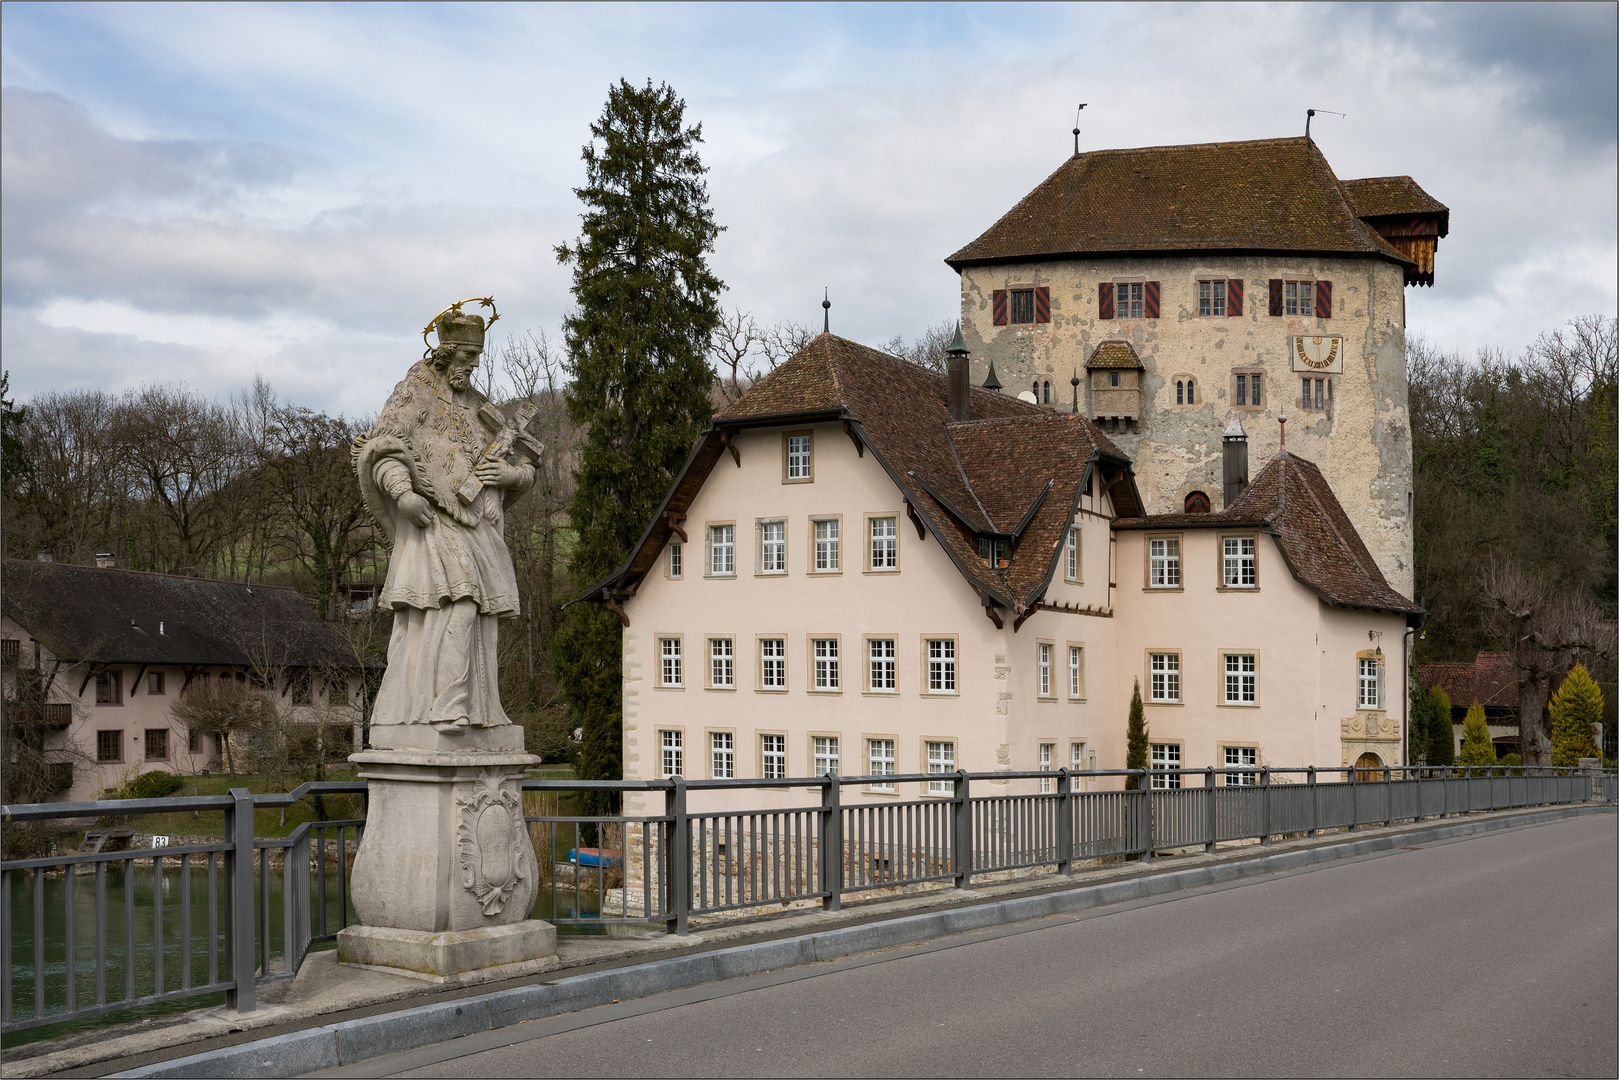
106,803,1612,1079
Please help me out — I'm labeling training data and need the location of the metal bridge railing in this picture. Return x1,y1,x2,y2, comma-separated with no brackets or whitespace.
4,765,1608,1030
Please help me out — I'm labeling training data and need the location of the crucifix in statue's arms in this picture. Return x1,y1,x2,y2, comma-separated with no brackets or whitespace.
457,400,544,506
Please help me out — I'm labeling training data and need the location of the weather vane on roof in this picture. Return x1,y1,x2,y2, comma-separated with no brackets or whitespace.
1305,108,1345,140
1072,103,1087,156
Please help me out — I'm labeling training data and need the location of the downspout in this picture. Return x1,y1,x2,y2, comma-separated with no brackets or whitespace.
1402,625,1414,767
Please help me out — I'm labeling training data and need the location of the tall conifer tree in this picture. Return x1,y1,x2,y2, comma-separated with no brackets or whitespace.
1426,685,1455,767
1458,702,1496,772
552,80,723,807
1549,663,1602,766
1124,680,1149,791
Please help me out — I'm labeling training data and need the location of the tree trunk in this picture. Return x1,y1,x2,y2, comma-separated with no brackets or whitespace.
1520,673,1550,765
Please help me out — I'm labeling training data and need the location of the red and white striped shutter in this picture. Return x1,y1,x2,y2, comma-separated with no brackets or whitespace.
1227,279,1243,317
1315,281,1332,318
1034,286,1051,323
992,290,1009,326
1143,281,1160,319
1098,283,1115,320
1268,279,1284,316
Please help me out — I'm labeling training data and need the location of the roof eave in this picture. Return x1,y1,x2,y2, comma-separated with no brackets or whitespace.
946,245,1411,272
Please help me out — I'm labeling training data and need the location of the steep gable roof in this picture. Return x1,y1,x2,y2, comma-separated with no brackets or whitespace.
583,334,1141,617
1115,450,1420,618
1,560,366,669
1086,341,1143,369
946,136,1415,269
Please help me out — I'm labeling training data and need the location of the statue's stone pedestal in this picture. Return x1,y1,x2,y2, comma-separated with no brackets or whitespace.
337,725,557,981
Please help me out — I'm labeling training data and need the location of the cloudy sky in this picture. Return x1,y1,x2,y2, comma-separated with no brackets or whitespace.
2,2,1615,416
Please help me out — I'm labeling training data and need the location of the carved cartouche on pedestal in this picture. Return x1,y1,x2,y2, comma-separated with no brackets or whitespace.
338,300,555,981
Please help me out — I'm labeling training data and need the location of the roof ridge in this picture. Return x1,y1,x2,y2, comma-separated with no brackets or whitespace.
945,427,997,532
1074,135,1310,158
0,558,300,593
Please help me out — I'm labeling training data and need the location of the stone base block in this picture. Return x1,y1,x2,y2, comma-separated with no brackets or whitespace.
337,920,557,984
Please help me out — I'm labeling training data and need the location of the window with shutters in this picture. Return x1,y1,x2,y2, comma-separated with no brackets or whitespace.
1268,278,1331,318
758,519,786,574
1011,289,1035,324
759,637,786,690
992,286,1050,326
784,430,814,482
1300,376,1333,413
1231,369,1265,410
1198,279,1226,316
1114,282,1144,319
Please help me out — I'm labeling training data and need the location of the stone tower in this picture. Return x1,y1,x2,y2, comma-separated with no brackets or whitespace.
947,136,1447,598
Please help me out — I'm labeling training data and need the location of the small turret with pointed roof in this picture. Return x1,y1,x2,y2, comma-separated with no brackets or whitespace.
982,361,1002,392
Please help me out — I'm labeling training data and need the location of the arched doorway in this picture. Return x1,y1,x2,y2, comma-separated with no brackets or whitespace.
1354,751,1382,782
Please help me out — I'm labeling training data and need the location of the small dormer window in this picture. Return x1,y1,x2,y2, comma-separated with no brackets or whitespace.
978,537,1010,568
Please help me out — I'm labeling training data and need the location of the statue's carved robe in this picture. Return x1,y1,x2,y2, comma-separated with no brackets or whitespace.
355,362,533,730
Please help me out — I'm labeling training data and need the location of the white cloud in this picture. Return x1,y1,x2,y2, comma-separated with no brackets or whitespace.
1,2,1613,413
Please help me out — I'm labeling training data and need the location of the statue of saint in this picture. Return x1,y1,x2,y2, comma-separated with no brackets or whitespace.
355,300,541,733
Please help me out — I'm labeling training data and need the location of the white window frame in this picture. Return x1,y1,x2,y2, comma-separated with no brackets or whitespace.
660,729,684,778
1065,526,1081,582
868,738,896,793
927,740,956,796
1068,644,1086,699
758,519,787,574
1150,743,1182,788
867,638,897,693
1071,741,1088,775
1224,745,1258,786
1149,652,1180,703
709,637,734,689
812,637,840,691
710,731,734,779
761,733,786,779
1223,652,1257,705
812,517,841,573
1359,656,1381,709
1197,278,1227,317
1222,535,1256,588
868,515,898,571
1039,742,1054,794
925,638,956,694
1037,643,1053,698
660,637,683,688
759,637,786,691
707,523,735,577
668,542,683,579
813,735,840,777
1148,536,1181,588
785,431,814,482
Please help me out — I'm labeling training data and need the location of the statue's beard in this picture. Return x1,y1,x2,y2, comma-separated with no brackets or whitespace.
447,369,472,390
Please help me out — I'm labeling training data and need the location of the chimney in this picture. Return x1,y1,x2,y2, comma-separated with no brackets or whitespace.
945,323,971,422
1222,416,1248,508
95,553,116,569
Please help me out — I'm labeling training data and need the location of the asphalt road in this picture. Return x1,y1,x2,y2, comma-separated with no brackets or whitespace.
351,814,1618,1078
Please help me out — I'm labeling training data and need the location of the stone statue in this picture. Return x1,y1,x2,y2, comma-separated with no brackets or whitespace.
339,299,556,983
355,300,542,733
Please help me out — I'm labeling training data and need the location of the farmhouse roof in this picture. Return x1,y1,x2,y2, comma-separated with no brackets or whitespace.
1,560,366,669
946,136,1421,269
1114,450,1421,618
1416,652,1520,712
581,334,1142,616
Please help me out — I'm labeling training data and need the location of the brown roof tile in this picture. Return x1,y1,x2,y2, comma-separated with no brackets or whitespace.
1115,450,1420,616
1086,341,1143,369
1417,653,1519,711
1340,176,1450,234
593,335,1140,613
946,136,1417,268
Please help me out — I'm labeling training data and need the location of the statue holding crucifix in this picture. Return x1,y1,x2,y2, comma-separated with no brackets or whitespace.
355,298,544,733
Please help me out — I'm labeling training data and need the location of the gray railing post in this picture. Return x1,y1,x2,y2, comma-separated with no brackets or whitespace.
1383,767,1393,826
668,777,690,935
223,788,256,1014
1259,767,1272,845
1307,766,1318,836
1140,771,1154,864
1056,769,1073,876
952,770,972,891
820,775,842,911
1204,767,1216,853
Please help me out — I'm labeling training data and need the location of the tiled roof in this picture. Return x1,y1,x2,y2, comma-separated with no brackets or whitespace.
1086,341,1143,370
1340,176,1450,234
1,560,367,668
946,136,1416,268
1115,450,1420,617
1417,653,1519,711
590,334,1140,613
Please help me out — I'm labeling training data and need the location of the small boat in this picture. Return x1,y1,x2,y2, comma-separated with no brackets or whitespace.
565,847,621,868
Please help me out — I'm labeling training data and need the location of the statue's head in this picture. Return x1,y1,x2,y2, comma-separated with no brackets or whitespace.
423,299,498,392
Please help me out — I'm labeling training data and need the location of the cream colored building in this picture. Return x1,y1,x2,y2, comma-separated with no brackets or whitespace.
948,136,1449,599
585,336,1419,814
2,559,366,803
